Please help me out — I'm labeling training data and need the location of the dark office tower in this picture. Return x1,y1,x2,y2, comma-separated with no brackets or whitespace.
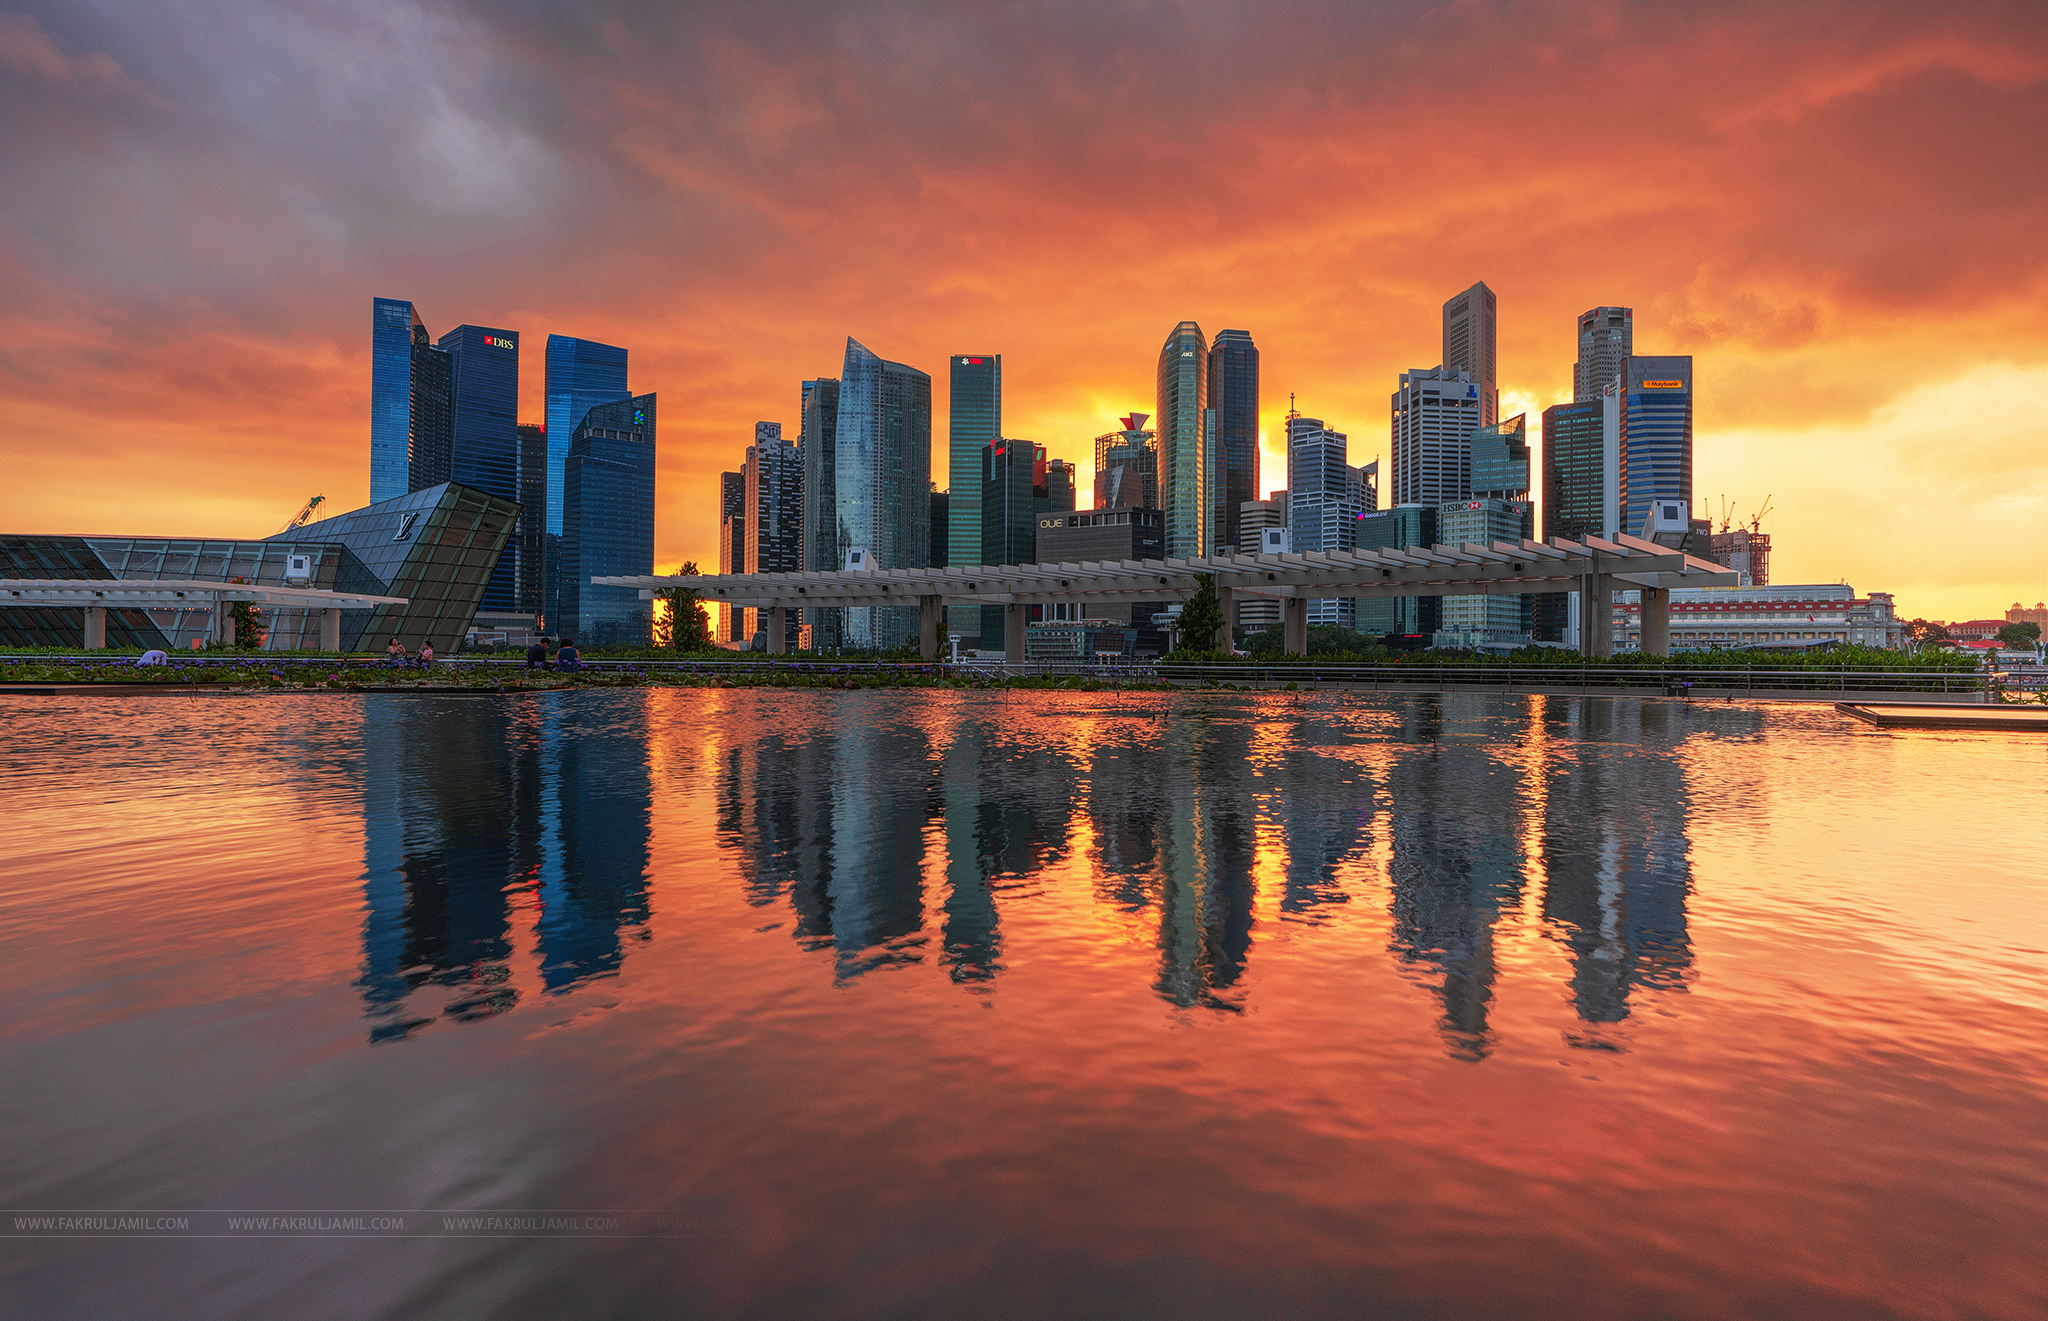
719,470,746,642
798,377,841,647
1356,505,1441,638
980,440,1048,649
1574,306,1633,403
1534,398,1608,642
833,338,931,649
1156,321,1210,558
436,325,520,611
948,355,1001,566
544,335,630,624
744,422,803,649
1617,355,1693,538
560,394,656,646
1441,282,1499,427
1391,365,1482,507
1540,400,1610,542
517,423,547,620
929,490,949,568
1206,329,1260,554
371,298,453,503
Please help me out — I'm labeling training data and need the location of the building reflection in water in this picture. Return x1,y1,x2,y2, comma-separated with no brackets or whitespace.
1537,698,1719,1028
702,692,1726,1052
1385,698,1528,1061
357,696,652,1043
720,719,936,983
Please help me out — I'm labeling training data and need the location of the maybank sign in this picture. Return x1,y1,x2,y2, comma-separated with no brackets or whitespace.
1641,379,1685,389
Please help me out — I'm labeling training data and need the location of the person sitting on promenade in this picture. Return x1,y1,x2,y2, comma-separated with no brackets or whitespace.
526,637,551,671
136,649,168,667
556,638,582,672
385,637,407,667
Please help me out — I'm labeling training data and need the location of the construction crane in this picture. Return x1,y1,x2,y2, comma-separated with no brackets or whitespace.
1748,494,1774,534
278,494,325,536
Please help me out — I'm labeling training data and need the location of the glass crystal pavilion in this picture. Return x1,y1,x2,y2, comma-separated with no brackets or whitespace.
1,483,518,652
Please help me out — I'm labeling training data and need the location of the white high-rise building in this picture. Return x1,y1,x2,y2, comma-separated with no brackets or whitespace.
1391,365,1482,508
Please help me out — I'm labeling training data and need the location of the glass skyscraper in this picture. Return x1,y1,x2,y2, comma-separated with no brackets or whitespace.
544,335,630,627
1156,321,1210,559
1356,505,1440,638
370,298,452,504
1207,330,1259,555
798,377,842,648
560,394,656,646
833,338,930,650
517,422,547,618
947,355,1000,640
437,325,520,611
947,355,1000,563
1439,414,1533,645
1618,355,1693,538
745,422,803,649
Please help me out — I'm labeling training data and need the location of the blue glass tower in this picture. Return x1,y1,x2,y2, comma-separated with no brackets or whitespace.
1618,356,1693,538
437,325,520,610
544,335,630,626
370,298,452,504
833,338,931,650
560,394,656,646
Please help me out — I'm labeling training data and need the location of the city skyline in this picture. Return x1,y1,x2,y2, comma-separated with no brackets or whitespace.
4,5,2044,620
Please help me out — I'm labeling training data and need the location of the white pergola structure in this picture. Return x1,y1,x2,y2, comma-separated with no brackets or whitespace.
599,534,1736,660
1,579,410,650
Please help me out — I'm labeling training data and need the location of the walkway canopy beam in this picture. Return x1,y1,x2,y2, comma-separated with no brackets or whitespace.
597,535,1735,617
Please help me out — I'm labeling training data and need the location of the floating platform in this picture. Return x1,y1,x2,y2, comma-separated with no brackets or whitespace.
1837,702,2048,731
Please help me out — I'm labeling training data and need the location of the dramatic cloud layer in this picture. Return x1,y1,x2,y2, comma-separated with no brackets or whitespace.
4,0,2045,618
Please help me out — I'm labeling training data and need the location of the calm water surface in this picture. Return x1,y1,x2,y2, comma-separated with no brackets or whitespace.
1,689,2043,1319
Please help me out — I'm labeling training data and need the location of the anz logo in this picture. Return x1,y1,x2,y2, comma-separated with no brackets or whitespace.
1181,351,1195,357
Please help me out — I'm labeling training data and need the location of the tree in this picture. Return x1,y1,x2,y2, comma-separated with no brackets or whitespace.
1171,574,1225,655
654,561,713,651
1997,621,2041,649
1906,619,1952,648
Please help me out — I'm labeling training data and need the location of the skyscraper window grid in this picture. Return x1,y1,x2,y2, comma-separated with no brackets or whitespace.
1574,306,1633,403
560,394,656,647
1617,356,1694,538
1155,321,1210,558
1207,330,1259,554
437,324,520,612
1391,366,1481,507
833,338,931,649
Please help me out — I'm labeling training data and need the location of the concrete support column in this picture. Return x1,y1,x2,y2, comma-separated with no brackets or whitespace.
1583,574,1614,658
212,598,232,648
1640,585,1671,657
1213,585,1236,653
1004,603,1027,664
320,608,342,653
917,595,944,662
766,606,788,654
82,606,106,650
1282,595,1309,655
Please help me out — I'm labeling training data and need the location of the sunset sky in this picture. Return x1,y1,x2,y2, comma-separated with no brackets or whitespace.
3,0,2045,621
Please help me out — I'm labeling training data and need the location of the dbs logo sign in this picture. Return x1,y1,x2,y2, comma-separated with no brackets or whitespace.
485,336,514,349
